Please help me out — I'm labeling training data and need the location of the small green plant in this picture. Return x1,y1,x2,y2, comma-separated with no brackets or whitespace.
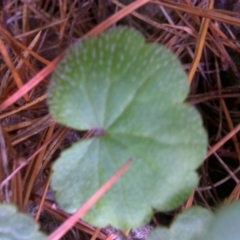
2,26,240,240
0,204,46,240
148,200,240,240
47,27,207,229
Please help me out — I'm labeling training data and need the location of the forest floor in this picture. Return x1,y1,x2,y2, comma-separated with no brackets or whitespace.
1,0,240,239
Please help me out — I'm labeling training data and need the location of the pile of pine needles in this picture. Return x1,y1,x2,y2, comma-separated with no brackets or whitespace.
1,0,240,239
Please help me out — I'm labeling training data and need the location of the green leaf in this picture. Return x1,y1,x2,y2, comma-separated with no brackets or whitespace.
148,201,240,240
0,204,46,240
200,201,240,240
48,27,207,229
148,207,213,240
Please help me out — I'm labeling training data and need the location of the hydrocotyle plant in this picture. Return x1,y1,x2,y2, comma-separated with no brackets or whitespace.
0,204,46,240
148,200,240,240
47,27,207,229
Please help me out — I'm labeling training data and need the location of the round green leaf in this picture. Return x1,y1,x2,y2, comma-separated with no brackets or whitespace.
149,201,240,240
200,201,240,240
48,27,207,229
0,204,46,240
148,207,213,240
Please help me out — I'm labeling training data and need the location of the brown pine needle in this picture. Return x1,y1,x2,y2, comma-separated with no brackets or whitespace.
0,38,30,102
188,0,214,83
206,123,240,160
84,0,151,37
0,54,63,111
